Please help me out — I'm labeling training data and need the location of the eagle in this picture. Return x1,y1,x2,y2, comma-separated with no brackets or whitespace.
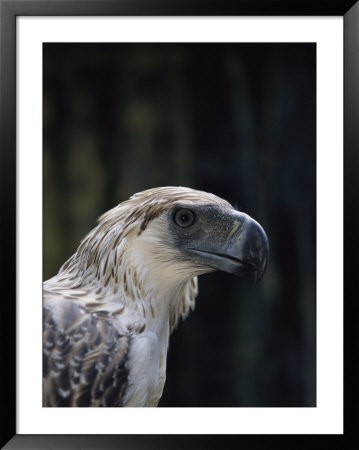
43,186,268,407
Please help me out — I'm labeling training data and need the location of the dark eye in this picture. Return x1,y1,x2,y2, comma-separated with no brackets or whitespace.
174,209,196,228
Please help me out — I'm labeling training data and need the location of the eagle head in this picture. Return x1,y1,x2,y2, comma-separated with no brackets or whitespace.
91,186,269,292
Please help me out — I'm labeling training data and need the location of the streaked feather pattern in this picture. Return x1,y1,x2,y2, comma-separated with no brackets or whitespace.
43,187,215,407
43,293,130,407
43,186,268,407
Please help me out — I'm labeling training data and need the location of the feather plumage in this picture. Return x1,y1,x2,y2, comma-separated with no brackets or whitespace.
43,186,268,407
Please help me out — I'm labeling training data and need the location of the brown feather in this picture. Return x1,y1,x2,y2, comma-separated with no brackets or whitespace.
43,297,130,407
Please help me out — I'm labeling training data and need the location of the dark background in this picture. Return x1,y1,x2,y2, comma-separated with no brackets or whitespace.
43,43,316,407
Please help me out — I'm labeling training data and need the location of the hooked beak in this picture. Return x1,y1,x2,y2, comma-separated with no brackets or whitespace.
188,213,269,284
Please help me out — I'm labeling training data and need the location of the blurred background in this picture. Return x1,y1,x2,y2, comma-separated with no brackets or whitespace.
43,43,316,407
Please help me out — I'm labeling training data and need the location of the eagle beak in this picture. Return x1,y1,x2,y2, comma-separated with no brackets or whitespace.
226,215,269,283
189,213,269,284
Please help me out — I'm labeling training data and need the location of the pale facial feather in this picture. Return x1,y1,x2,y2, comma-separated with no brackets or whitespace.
46,187,224,333
43,187,238,407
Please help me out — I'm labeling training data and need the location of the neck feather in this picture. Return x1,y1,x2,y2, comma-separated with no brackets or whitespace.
47,231,198,334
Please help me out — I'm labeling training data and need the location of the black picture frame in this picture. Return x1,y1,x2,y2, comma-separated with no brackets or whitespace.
1,0,357,448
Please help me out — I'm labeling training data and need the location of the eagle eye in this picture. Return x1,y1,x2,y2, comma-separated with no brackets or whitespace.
173,208,196,228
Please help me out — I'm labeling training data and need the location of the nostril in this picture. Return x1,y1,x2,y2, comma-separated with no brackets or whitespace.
227,221,241,240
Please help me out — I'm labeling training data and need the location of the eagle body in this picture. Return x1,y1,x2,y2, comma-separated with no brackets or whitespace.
43,187,268,407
